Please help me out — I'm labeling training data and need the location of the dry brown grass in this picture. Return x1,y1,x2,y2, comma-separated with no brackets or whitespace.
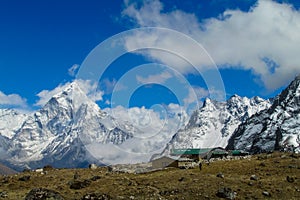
0,152,299,199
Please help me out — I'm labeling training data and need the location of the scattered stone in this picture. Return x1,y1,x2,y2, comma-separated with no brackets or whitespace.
89,164,98,170
287,176,295,183
19,175,31,182
70,180,91,190
1,176,9,184
25,188,64,200
248,182,254,186
262,191,271,197
250,175,259,181
217,173,225,179
216,187,236,199
178,177,185,182
90,176,102,181
74,172,80,180
0,191,8,198
288,165,298,169
281,155,287,159
159,189,180,196
290,154,299,159
81,193,111,200
259,162,266,167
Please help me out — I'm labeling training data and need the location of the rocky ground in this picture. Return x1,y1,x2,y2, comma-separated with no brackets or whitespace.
0,152,299,200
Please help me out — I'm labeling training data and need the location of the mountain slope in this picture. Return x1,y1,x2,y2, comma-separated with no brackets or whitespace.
0,109,28,139
227,75,300,153
161,95,271,155
2,82,135,169
0,163,17,175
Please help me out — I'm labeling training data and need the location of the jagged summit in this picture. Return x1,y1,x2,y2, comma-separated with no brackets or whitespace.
160,95,271,156
0,81,135,170
227,75,300,153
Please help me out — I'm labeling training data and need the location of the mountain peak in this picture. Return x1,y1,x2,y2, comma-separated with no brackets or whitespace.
53,81,84,98
227,75,300,153
48,81,94,113
270,74,300,109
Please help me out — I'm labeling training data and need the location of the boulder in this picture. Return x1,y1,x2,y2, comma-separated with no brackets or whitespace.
262,191,271,197
287,176,295,183
250,175,259,181
25,188,64,200
70,180,91,190
19,175,31,182
89,164,98,170
217,173,225,179
216,187,236,199
81,193,111,200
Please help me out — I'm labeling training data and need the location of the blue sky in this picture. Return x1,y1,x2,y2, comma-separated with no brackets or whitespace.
0,0,300,112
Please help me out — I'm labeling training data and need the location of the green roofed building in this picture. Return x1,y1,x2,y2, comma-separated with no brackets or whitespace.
229,150,249,156
171,148,213,155
171,147,228,160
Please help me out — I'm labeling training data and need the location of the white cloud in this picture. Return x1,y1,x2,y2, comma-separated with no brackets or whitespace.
183,86,208,106
35,80,104,107
123,0,300,91
35,83,69,107
100,104,189,164
101,78,127,95
75,79,104,102
136,71,172,84
68,64,80,77
0,91,28,109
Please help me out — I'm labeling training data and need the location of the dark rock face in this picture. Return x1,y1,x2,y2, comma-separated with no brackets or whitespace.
25,188,64,200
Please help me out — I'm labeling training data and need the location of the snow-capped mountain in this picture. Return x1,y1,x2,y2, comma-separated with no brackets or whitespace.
0,109,28,139
0,82,136,170
161,95,271,155
227,75,300,153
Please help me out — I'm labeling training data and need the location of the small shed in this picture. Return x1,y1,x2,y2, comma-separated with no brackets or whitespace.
152,156,178,169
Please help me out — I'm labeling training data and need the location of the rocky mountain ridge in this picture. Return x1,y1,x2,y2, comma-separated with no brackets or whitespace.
159,95,271,157
227,75,300,153
0,82,136,170
1,75,300,170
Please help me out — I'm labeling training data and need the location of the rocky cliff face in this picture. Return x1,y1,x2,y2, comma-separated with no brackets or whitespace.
227,75,300,153
160,95,271,156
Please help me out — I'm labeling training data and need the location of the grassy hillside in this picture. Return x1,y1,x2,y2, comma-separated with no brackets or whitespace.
0,152,299,199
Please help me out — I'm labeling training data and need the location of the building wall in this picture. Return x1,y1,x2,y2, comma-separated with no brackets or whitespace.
152,157,178,169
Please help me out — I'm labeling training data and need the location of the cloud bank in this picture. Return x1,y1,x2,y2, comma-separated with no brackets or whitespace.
0,91,28,109
123,0,300,91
